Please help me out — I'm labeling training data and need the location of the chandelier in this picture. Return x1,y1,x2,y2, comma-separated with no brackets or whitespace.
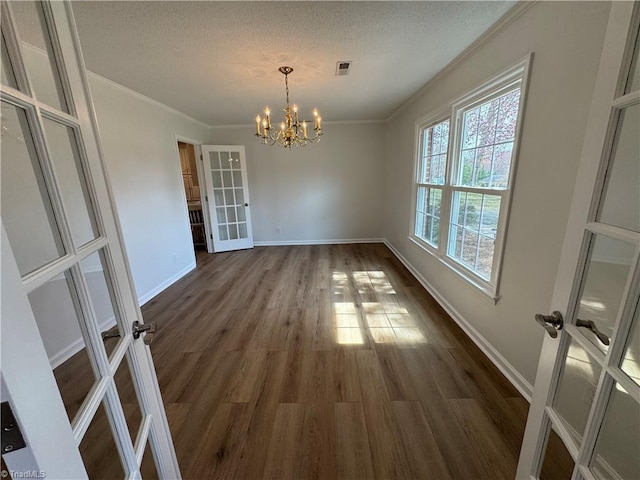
254,66,322,148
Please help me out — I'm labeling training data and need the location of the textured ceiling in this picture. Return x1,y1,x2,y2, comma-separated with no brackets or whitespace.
67,1,516,126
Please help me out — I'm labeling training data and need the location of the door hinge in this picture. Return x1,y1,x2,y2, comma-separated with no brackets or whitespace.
1,401,26,453
210,234,213,239
205,195,208,202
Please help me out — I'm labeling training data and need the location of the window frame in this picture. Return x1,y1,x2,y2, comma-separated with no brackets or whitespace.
409,55,533,302
413,115,450,249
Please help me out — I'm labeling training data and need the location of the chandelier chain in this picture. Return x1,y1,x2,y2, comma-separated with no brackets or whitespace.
284,72,290,106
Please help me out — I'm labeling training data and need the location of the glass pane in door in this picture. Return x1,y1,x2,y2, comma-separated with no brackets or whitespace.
10,1,68,112
114,355,144,445
233,171,242,187
218,225,228,241
42,117,99,246
590,382,640,480
1,31,18,88
220,151,231,170
540,427,575,479
625,24,640,94
575,234,635,353
80,250,121,358
235,188,244,205
621,308,640,386
231,151,241,170
553,338,602,445
80,402,126,479
222,170,232,188
28,270,98,423
216,207,226,224
212,170,222,188
598,104,639,232
141,438,160,480
1,101,65,275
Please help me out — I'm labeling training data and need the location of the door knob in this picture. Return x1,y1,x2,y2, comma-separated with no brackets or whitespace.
535,311,563,338
576,319,610,346
133,320,156,345
244,203,249,207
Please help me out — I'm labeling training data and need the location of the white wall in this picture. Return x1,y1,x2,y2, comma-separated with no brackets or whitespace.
209,122,386,244
382,1,612,390
88,75,210,304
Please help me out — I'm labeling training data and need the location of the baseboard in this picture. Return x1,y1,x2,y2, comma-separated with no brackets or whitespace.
254,238,385,247
49,316,116,369
383,239,534,402
138,261,196,306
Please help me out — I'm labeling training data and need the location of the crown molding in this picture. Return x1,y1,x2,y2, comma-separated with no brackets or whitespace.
86,71,210,129
19,41,210,129
387,0,538,122
210,118,387,130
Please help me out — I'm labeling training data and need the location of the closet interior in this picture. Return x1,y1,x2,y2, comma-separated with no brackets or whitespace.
178,141,206,250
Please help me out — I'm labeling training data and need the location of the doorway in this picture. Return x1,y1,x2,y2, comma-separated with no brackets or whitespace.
177,140,210,254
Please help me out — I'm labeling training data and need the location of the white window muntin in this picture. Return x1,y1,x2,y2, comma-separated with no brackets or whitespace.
409,55,532,302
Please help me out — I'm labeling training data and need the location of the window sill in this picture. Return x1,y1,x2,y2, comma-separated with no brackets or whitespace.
407,235,500,304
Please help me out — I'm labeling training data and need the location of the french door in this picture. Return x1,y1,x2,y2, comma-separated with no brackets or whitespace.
201,145,254,252
517,2,639,479
1,2,179,478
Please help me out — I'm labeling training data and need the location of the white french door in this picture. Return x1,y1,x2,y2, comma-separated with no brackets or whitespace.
201,145,254,253
0,2,179,479
517,3,639,479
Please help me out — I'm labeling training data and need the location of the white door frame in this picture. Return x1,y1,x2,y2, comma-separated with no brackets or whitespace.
174,135,213,254
516,2,640,478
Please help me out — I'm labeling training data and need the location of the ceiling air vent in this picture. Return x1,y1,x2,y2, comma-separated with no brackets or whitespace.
335,61,352,76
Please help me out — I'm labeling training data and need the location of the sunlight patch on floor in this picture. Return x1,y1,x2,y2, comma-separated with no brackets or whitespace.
332,271,426,346
335,327,364,345
353,271,396,294
332,301,425,346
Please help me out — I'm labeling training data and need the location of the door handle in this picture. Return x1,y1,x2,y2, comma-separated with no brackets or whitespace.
576,319,610,346
535,311,563,338
133,320,156,345
244,203,249,207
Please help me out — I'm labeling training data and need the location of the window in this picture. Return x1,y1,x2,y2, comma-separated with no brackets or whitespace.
415,119,449,247
411,57,531,301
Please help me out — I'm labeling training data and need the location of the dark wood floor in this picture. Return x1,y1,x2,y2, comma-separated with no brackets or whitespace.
55,243,573,479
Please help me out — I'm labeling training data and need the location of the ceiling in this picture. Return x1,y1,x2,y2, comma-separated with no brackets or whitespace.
66,1,516,126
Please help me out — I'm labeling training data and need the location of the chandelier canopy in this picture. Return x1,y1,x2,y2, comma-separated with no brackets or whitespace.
254,66,322,148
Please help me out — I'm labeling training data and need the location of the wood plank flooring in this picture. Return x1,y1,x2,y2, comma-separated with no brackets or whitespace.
54,243,573,479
